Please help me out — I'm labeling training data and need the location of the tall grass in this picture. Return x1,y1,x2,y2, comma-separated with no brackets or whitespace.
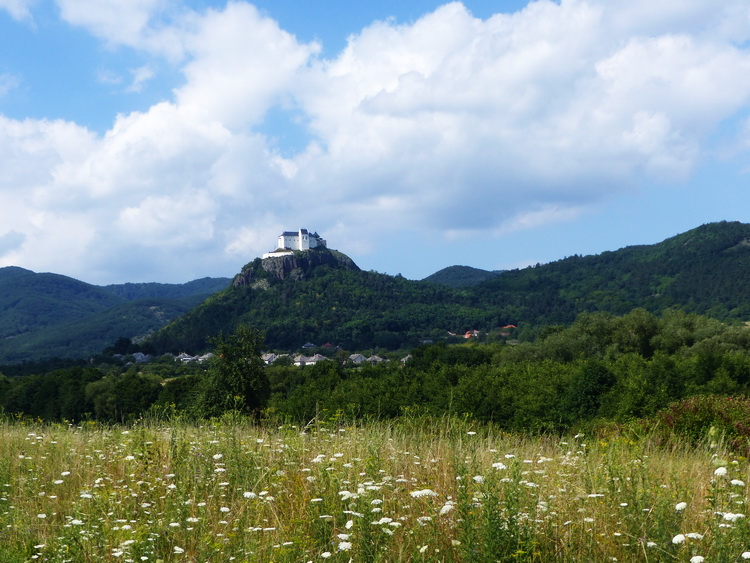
0,415,748,561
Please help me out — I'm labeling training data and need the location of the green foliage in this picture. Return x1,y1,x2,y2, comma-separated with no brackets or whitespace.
7,306,750,433
112,371,162,422
562,360,616,422
0,267,229,363
422,265,502,287
7,221,750,365
197,325,269,417
151,221,750,356
657,395,750,450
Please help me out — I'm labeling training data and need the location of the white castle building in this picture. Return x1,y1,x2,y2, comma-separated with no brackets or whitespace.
263,229,327,258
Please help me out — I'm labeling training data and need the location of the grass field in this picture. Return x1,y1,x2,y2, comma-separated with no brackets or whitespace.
0,415,748,562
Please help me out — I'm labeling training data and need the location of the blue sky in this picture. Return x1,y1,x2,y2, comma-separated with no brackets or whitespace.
0,0,749,284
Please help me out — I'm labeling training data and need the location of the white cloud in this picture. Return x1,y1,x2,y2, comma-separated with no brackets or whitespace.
56,0,162,44
175,2,319,129
0,73,19,96
289,0,750,236
0,0,34,22
54,0,186,59
127,65,156,92
3,0,750,282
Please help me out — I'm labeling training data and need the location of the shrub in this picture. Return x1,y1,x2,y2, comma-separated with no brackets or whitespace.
657,395,750,451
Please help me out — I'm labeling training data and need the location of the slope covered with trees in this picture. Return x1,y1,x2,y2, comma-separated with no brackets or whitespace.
422,265,502,287
0,268,229,363
149,252,498,353
150,221,750,354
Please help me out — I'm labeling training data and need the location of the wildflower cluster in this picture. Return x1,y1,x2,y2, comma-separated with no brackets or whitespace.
1,419,750,560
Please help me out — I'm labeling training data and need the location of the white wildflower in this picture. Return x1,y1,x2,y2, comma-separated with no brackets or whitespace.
721,512,745,522
715,467,728,477
675,502,687,512
440,502,455,515
672,534,686,545
410,489,438,498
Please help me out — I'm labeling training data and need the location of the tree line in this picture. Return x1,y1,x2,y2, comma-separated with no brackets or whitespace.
3,308,750,433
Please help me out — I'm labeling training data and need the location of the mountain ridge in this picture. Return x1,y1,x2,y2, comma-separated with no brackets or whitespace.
148,221,750,354
3,221,750,363
0,268,230,363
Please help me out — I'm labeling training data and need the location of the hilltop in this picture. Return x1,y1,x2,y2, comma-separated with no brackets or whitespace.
4,221,750,362
148,221,750,354
422,265,502,287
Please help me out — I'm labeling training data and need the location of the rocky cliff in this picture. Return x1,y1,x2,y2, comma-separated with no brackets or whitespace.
232,249,360,288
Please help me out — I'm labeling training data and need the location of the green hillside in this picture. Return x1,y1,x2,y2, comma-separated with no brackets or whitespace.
422,265,502,287
4,221,750,362
149,221,750,354
0,268,229,363
0,267,123,339
471,221,750,323
101,277,230,300
148,249,495,353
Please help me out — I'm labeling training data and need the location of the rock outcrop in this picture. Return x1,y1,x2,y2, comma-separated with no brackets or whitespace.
232,249,359,288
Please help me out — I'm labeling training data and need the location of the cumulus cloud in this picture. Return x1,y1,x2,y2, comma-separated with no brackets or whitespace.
287,0,750,237
0,0,35,22
55,0,186,59
3,0,750,282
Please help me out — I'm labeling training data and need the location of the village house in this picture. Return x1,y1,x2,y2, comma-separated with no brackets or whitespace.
294,354,329,366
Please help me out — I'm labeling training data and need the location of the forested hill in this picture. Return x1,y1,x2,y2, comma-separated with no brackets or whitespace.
470,221,750,322
422,265,502,287
148,221,750,354
4,220,750,362
0,268,230,363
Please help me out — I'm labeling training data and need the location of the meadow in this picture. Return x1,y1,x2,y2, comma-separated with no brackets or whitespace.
1,415,749,562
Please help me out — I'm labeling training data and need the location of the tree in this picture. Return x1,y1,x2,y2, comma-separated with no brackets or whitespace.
199,325,269,417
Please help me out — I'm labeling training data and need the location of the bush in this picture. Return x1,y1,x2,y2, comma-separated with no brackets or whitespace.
657,395,750,452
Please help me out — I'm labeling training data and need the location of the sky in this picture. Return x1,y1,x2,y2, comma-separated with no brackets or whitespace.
1,0,750,284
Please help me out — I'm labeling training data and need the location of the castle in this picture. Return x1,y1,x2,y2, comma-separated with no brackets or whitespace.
263,229,327,258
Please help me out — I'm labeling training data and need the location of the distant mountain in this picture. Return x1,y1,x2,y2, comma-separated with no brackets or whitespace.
0,268,229,364
101,278,230,300
469,220,750,322
149,221,750,355
5,221,750,363
422,265,502,287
